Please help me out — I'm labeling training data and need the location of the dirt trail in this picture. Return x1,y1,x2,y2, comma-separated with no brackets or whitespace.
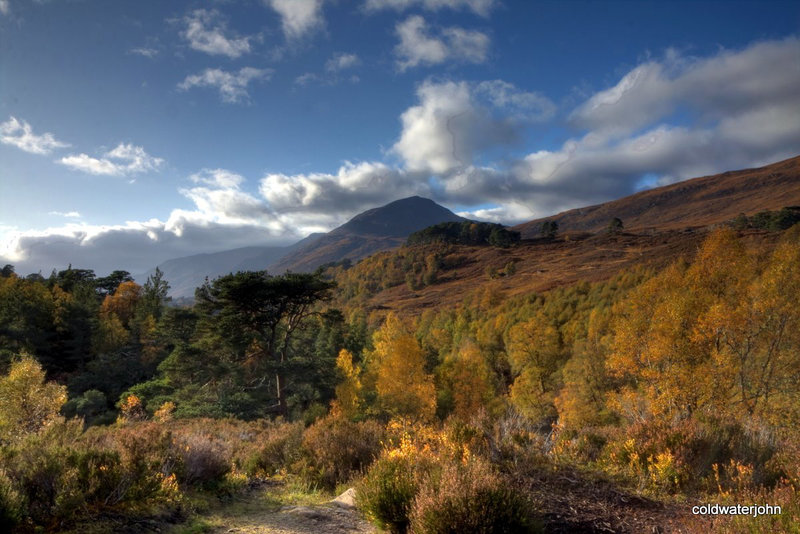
203,486,376,534
209,504,375,534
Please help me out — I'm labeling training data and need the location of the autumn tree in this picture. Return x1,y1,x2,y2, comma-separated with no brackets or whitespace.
439,342,502,420
507,311,564,421
0,354,67,443
367,313,436,421
331,348,362,419
555,308,615,428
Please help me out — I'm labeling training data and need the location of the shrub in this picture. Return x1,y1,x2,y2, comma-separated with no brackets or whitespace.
176,433,231,487
409,459,538,534
0,469,23,530
357,454,423,533
300,415,384,489
245,421,304,476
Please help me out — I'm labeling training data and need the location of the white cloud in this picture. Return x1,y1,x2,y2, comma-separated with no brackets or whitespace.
1,170,293,275
182,9,252,58
49,211,81,218
59,143,164,176
570,37,800,135
394,15,489,71
0,0,9,15
261,161,426,216
265,0,324,39
130,47,159,58
365,0,494,17
392,79,553,174
0,116,69,155
189,168,245,189
325,52,360,72
178,67,272,104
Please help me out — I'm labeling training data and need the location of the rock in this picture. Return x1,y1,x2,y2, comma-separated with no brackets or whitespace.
331,487,357,509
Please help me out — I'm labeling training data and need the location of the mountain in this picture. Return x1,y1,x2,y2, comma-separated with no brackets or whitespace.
514,155,800,237
136,234,323,299
268,196,467,273
137,196,464,298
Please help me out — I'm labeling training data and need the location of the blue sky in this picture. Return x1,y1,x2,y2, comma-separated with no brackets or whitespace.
1,0,799,275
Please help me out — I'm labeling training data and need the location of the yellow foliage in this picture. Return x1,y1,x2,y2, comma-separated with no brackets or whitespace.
0,354,67,443
100,280,142,327
370,314,436,422
332,349,362,418
118,394,147,423
154,401,176,422
443,343,502,420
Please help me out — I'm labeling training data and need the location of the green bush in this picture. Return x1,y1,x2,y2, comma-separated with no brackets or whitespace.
300,415,384,489
0,469,23,530
409,459,538,534
357,454,422,533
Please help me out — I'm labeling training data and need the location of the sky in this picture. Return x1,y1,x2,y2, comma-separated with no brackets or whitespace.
1,0,799,275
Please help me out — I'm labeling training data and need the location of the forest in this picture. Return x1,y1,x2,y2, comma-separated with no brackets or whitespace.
1,223,799,533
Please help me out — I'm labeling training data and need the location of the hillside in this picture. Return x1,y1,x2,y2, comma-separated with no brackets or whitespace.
269,196,467,273
329,156,800,317
514,155,800,237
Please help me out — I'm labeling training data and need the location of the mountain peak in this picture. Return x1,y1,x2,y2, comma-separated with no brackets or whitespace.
334,196,466,238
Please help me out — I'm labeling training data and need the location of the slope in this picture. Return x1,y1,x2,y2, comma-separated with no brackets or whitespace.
269,196,467,273
514,155,800,237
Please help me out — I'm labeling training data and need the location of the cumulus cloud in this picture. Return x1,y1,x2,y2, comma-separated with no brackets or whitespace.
392,79,553,174
0,116,69,155
325,52,360,72
265,0,324,39
394,15,489,71
178,67,272,104
59,143,164,177
182,9,252,58
261,161,426,216
365,0,494,17
1,170,293,275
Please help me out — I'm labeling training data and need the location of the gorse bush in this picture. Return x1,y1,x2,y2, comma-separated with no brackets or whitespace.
409,458,538,534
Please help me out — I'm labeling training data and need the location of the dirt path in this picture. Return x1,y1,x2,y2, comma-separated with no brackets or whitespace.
209,504,376,534
197,485,377,534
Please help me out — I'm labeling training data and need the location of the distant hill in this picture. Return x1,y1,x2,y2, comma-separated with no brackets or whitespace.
514,155,800,237
268,196,467,273
136,234,322,299
138,196,465,298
